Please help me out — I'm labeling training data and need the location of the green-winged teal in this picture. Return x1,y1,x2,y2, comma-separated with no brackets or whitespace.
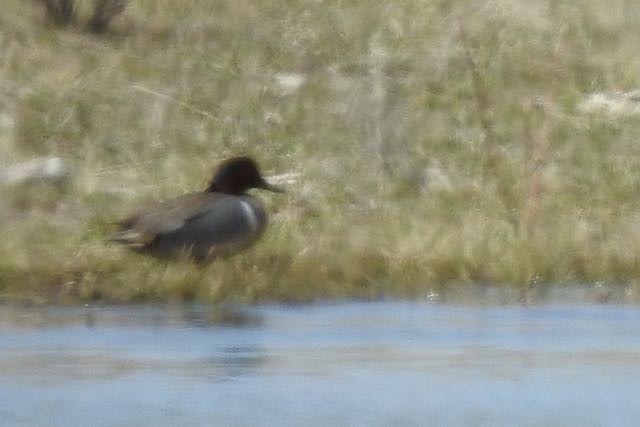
109,157,283,263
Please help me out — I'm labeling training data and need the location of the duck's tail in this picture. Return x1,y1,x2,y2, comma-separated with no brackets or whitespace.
106,222,148,249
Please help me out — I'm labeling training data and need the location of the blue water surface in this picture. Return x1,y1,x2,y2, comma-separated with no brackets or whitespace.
1,302,640,427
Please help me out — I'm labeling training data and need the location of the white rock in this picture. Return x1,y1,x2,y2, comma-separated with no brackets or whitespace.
274,73,307,96
0,157,71,185
267,171,300,186
578,90,640,117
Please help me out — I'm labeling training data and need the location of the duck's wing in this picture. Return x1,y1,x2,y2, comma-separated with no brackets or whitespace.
174,195,267,249
109,193,224,248
109,194,267,259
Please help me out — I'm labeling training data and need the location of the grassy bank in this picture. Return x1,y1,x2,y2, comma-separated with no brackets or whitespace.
2,0,640,303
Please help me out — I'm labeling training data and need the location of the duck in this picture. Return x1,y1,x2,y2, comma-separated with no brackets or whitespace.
109,156,283,263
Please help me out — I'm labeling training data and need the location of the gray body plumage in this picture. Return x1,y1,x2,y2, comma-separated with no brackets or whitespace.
110,193,267,263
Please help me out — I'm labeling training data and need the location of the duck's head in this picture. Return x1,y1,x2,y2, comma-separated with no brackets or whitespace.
206,156,284,195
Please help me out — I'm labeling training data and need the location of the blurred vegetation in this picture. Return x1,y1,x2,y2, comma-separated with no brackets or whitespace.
2,0,640,304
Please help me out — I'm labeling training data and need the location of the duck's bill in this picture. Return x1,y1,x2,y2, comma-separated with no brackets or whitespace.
259,180,285,193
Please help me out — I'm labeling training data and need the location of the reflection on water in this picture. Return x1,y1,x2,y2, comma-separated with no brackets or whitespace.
2,302,640,426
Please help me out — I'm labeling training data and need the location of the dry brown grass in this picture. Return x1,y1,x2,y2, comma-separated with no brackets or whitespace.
3,0,640,303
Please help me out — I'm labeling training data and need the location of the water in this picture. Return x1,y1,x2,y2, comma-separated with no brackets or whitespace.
1,302,640,426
